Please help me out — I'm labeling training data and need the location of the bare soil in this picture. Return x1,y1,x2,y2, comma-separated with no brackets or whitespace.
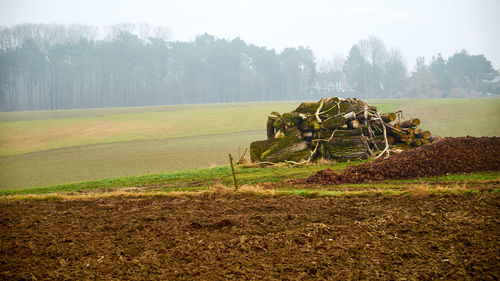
296,136,500,185
1,193,499,280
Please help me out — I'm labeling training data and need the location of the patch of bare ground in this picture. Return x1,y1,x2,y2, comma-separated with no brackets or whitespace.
0,193,499,280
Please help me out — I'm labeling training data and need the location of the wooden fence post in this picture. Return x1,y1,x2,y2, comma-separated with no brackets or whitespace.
228,154,238,191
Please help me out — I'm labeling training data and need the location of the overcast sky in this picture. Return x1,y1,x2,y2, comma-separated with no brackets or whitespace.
1,0,499,70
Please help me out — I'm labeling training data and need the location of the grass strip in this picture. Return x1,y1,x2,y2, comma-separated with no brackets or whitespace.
0,163,342,196
0,161,497,198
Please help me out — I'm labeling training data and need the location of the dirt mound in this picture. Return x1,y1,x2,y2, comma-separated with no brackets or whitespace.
299,136,500,185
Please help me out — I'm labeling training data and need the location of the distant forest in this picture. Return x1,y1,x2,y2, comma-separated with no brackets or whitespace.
0,23,498,111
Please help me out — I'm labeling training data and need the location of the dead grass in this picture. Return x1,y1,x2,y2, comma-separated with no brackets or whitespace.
1,180,495,201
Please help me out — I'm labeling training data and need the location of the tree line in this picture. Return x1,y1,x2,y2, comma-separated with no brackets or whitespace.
0,23,316,111
0,24,496,111
320,36,496,99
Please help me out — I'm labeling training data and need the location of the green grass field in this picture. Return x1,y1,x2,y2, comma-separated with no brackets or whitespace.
0,99,499,189
1,158,498,198
396,98,500,137
0,102,301,156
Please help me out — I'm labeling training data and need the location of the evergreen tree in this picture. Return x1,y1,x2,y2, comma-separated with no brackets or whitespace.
343,46,368,97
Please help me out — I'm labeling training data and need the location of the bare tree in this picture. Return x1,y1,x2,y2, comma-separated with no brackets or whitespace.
152,26,172,41
358,35,388,67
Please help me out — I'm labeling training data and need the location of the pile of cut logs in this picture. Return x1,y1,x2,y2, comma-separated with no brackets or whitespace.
250,97,436,163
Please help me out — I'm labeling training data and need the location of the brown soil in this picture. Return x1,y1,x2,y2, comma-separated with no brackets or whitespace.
1,193,499,280
297,136,500,185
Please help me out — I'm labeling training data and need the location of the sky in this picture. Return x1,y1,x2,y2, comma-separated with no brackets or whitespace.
1,0,499,70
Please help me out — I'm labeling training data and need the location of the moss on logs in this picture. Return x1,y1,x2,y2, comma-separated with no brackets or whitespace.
281,112,302,127
259,128,302,161
294,102,338,115
266,141,311,163
323,135,369,161
322,115,346,129
316,126,367,139
300,116,315,132
250,138,279,162
293,99,367,116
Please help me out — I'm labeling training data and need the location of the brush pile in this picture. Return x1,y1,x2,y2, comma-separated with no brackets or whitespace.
250,97,436,163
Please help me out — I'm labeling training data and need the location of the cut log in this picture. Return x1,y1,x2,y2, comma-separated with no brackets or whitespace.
294,102,338,115
412,138,423,147
250,138,279,162
396,143,412,150
416,130,431,139
343,111,356,121
400,118,420,128
294,99,366,116
347,119,360,129
324,135,369,161
281,112,301,127
316,127,366,139
299,116,314,132
259,128,302,161
266,141,310,163
389,128,399,136
387,135,395,145
301,131,313,139
380,112,396,123
398,132,409,142
266,118,275,139
406,134,415,145
274,130,285,138
372,135,386,149
322,115,346,130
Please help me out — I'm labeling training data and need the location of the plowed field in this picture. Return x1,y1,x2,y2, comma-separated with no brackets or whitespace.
1,193,499,280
